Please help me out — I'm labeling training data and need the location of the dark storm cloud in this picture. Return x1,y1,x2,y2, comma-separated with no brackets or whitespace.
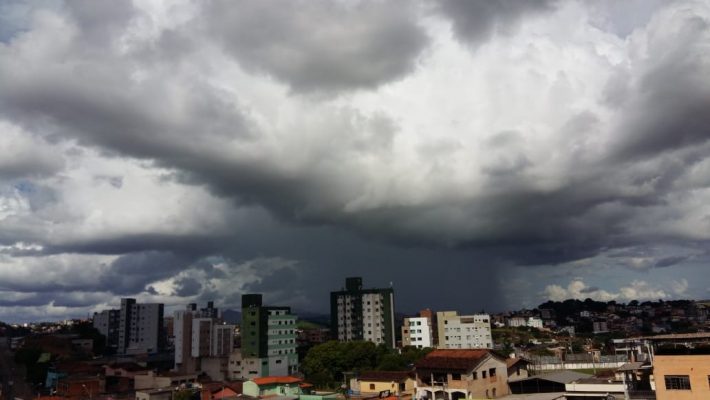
63,0,136,47
434,0,557,46
1,0,708,263
173,276,202,297
44,233,227,257
654,255,691,269
98,251,193,295
1,0,710,323
203,0,429,93
608,11,710,162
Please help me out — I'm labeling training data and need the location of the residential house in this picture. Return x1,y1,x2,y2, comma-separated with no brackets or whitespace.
506,358,530,382
56,375,105,400
136,388,174,400
653,351,710,400
134,371,198,390
355,371,415,396
242,376,303,398
414,349,509,399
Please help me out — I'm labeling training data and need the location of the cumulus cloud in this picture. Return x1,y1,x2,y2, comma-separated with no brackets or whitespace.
433,0,557,46
204,0,429,94
543,279,669,302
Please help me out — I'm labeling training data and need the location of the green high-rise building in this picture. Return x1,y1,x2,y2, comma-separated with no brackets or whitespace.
241,294,298,375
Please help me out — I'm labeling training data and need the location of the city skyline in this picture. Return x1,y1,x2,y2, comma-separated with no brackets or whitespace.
1,0,710,323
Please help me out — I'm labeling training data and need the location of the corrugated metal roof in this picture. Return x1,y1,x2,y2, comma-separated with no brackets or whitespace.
518,371,591,384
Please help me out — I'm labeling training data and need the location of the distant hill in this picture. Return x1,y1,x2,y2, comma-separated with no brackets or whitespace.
220,309,330,326
297,320,327,330
221,309,242,324
293,310,330,327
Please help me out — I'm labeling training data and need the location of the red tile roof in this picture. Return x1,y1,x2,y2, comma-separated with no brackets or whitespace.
106,362,150,372
251,376,302,386
415,349,495,372
357,371,413,382
506,358,531,368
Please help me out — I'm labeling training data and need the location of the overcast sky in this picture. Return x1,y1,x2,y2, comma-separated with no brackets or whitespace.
1,0,710,323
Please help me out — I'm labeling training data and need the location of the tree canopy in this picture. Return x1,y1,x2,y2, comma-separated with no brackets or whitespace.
302,341,431,389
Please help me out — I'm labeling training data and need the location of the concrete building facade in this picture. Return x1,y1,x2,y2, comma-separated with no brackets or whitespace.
174,302,235,374
402,312,434,349
653,353,710,400
330,277,396,347
117,298,164,355
437,311,492,350
92,309,120,350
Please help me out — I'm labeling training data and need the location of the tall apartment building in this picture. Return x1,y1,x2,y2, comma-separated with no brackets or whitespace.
330,277,396,347
241,294,299,376
437,311,492,349
116,298,164,354
402,309,434,348
174,302,235,374
92,309,120,350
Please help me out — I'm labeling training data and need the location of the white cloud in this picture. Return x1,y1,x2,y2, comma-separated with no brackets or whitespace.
543,279,669,302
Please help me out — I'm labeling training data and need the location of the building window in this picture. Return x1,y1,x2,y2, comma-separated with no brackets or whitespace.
370,384,375,390
472,372,477,380
664,375,691,390
482,371,487,379
489,368,496,377
451,373,461,381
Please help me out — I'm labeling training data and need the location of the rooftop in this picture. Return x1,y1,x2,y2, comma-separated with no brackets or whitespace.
415,349,497,372
357,371,413,382
252,376,302,386
516,371,592,385
642,332,710,340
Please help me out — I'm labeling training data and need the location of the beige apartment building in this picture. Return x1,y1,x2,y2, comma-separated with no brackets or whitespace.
437,311,492,349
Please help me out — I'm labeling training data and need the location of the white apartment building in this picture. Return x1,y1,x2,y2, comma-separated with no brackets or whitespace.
118,298,164,355
527,317,544,329
507,317,527,328
437,311,493,349
402,316,433,348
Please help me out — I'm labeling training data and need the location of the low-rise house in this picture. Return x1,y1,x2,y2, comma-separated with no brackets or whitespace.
200,382,242,400
506,358,530,382
653,350,710,400
414,349,509,399
136,387,174,400
104,362,151,378
355,371,415,396
56,375,105,400
134,371,198,390
242,376,303,398
508,371,590,395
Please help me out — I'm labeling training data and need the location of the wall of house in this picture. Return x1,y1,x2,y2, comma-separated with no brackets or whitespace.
358,378,414,395
136,390,172,400
507,364,529,382
466,357,509,399
653,354,710,400
242,382,301,398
